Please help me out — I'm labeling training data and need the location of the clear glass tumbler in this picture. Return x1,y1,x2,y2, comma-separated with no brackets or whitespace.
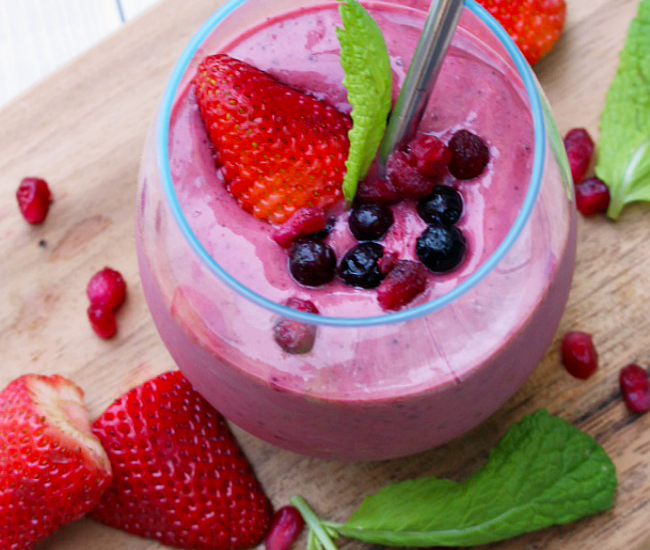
136,0,577,461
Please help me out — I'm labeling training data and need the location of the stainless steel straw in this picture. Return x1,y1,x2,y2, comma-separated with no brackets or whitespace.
379,0,464,162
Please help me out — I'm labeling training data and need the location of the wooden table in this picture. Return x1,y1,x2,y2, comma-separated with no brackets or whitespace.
1,0,648,549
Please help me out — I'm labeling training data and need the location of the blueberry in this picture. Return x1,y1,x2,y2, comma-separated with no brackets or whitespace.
349,203,394,241
289,241,336,286
416,225,466,272
338,242,385,289
448,129,489,180
417,186,463,226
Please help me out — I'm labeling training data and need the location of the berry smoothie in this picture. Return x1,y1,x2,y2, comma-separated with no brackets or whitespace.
136,1,576,460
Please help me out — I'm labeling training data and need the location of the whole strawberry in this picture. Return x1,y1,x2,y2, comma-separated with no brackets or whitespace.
91,370,272,550
194,54,351,223
0,374,112,550
478,0,566,65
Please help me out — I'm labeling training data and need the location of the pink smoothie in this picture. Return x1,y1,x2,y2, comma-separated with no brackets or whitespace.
136,2,576,460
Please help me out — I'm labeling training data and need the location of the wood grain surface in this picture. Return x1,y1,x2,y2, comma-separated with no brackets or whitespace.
0,0,648,549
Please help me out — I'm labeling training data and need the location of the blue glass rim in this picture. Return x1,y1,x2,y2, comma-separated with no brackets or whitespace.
156,0,546,328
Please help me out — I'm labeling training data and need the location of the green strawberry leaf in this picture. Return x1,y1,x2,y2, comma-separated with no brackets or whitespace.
338,409,616,546
595,0,650,219
292,410,616,549
337,0,392,204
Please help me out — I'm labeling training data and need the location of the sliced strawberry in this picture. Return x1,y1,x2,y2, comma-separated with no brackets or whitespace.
194,54,351,223
0,374,112,550
91,370,272,550
478,0,566,65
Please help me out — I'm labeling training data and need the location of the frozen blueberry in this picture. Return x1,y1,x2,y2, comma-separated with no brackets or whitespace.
416,225,466,272
338,242,385,289
289,241,336,286
417,186,463,226
349,203,394,241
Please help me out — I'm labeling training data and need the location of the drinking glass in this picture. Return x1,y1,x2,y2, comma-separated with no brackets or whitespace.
136,0,576,461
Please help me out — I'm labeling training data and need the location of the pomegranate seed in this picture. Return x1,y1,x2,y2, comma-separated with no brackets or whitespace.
575,177,610,216
619,364,650,413
265,506,305,550
386,151,435,199
561,331,598,379
447,130,490,180
564,128,594,184
87,267,127,310
16,177,51,224
284,297,318,314
378,250,398,275
377,260,429,310
272,207,327,248
273,298,319,354
87,304,117,339
408,134,451,178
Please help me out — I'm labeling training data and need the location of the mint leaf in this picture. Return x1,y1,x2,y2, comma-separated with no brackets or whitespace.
337,0,392,204
595,0,650,219
335,409,616,547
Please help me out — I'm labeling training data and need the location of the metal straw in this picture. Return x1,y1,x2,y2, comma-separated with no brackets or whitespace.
379,0,464,162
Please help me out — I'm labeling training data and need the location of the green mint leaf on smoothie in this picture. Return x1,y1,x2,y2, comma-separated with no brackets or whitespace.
337,0,392,204
293,410,616,549
595,0,650,219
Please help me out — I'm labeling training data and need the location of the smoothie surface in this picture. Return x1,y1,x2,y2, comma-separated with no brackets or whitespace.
169,3,534,318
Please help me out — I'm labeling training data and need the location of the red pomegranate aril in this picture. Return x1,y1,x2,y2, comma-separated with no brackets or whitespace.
564,128,594,184
408,135,452,178
87,304,117,339
377,260,429,311
272,207,327,248
273,298,319,354
561,331,598,379
619,364,650,413
265,506,305,550
87,267,127,310
386,151,435,199
16,177,51,224
284,297,318,314
575,177,610,216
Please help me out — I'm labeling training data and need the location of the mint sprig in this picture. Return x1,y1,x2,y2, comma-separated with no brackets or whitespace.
595,0,650,219
337,0,392,204
292,409,616,548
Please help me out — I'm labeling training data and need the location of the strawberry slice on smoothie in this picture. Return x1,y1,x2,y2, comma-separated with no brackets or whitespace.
194,54,351,223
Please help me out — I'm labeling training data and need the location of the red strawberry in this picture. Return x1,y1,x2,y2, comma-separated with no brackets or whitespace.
478,0,566,65
0,374,112,550
194,54,351,223
91,370,272,550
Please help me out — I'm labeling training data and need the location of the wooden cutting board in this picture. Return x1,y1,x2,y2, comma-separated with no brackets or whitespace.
1,0,648,548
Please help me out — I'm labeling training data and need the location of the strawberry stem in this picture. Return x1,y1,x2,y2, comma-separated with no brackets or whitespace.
290,495,342,550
